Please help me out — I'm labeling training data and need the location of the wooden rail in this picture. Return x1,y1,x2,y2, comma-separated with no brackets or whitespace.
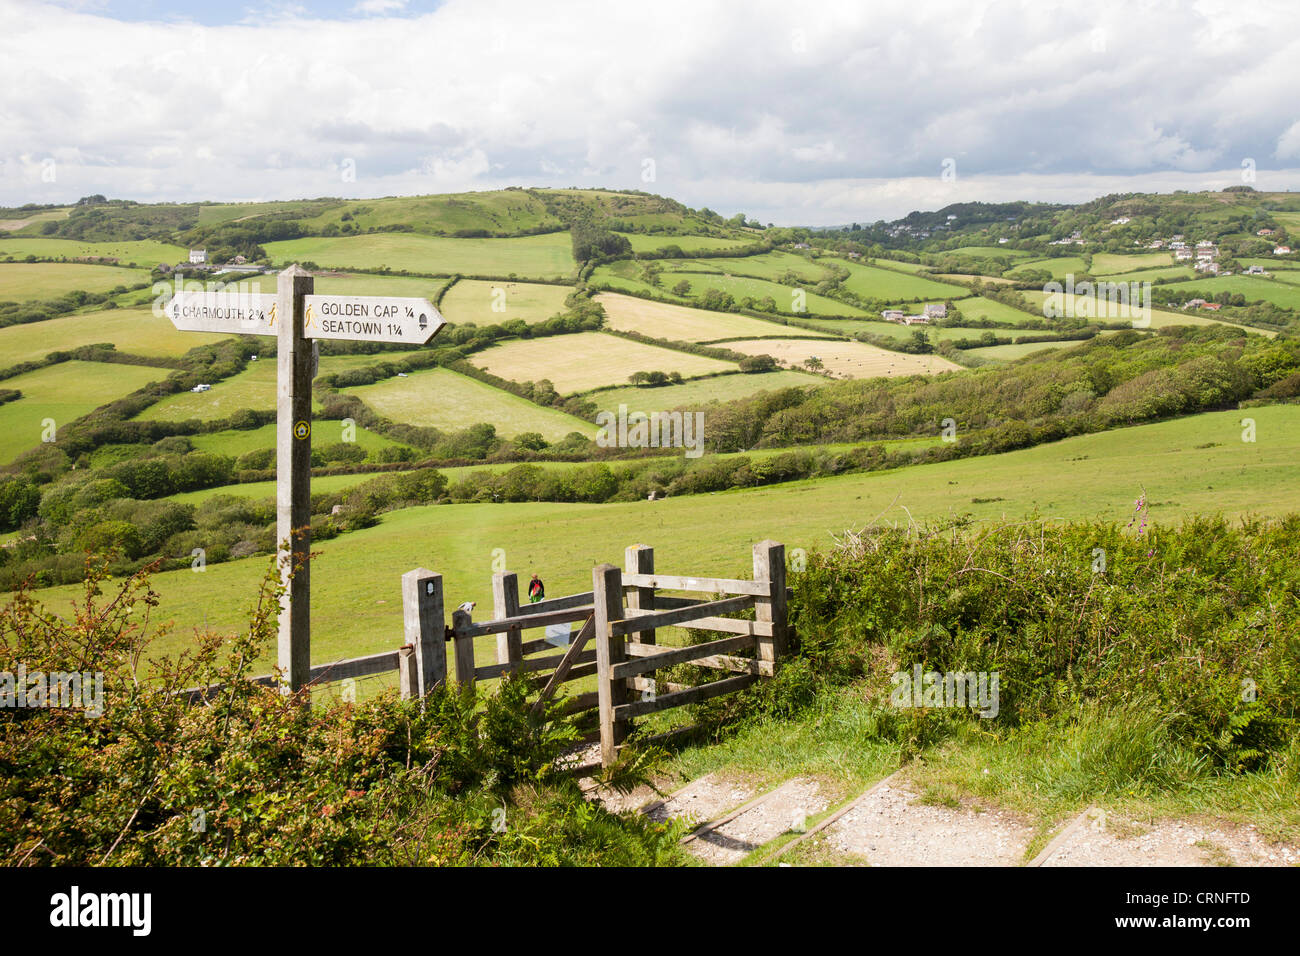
179,540,790,768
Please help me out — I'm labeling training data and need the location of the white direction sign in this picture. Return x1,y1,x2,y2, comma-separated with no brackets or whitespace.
302,295,444,344
166,291,445,344
167,290,276,335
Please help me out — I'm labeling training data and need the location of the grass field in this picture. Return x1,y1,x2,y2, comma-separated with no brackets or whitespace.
594,292,826,342
838,261,962,302
239,272,450,300
675,251,832,283
190,421,407,458
344,366,595,440
0,262,149,301
786,317,1003,344
470,330,737,394
263,233,576,279
0,237,190,265
0,307,232,370
721,337,961,378
36,404,1300,667
618,234,754,253
0,361,169,463
951,295,1041,325
137,360,288,421
1007,256,1091,279
439,279,572,326
935,273,1017,285
1018,289,1276,335
1090,252,1174,273
869,258,934,273
944,246,1035,260
586,369,823,409
138,351,433,422
0,209,69,232
1093,266,1195,283
659,271,871,317
965,340,1089,361
1174,274,1300,310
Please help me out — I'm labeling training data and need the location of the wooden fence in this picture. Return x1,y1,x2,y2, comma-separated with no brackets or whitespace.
182,541,791,769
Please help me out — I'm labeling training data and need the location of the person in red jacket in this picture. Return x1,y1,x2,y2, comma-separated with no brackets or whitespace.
528,573,545,603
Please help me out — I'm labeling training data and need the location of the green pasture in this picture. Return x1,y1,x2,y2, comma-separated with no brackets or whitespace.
439,279,572,326
1090,252,1174,273
189,421,406,458
0,237,190,265
838,261,962,302
618,234,754,253
0,361,169,463
0,307,231,370
586,369,823,409
263,233,577,279
35,404,1300,667
0,262,149,301
660,271,871,317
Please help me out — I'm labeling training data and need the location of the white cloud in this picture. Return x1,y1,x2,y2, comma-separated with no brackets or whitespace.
350,0,409,15
1,0,1298,223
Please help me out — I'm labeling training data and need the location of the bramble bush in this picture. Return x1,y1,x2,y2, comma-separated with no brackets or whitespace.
777,515,1300,771
0,557,684,866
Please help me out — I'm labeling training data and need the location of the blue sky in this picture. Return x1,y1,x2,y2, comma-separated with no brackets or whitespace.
47,0,446,25
5,0,1300,224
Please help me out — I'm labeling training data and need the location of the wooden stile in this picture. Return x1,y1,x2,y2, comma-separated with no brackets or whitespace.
402,568,445,699
752,540,787,666
593,563,629,767
493,571,523,672
625,544,656,645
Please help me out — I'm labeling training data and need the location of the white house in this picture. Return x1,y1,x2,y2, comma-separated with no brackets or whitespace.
924,303,947,319
189,249,207,265
880,309,905,322
1275,246,1293,255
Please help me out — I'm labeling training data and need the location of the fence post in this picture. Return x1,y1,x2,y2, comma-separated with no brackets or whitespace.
402,568,445,699
753,540,787,668
493,571,523,673
624,544,655,645
398,645,418,700
593,562,628,768
452,608,477,690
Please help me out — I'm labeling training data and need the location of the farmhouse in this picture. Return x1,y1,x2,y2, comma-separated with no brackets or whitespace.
924,303,947,319
189,249,207,264
1275,246,1292,255
880,309,905,322
902,314,929,325
1257,228,1276,236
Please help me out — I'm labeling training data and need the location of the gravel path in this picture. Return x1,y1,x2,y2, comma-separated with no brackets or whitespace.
1040,814,1298,867
686,778,829,866
827,782,1034,866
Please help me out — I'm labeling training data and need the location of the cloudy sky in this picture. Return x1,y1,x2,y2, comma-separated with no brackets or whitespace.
2,0,1299,224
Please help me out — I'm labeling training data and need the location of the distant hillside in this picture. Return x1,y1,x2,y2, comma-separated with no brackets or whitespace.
0,189,752,264
818,187,1300,255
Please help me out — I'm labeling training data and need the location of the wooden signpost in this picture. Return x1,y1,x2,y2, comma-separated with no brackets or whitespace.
166,264,446,693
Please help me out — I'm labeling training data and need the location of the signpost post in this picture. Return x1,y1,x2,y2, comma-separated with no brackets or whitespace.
166,264,446,694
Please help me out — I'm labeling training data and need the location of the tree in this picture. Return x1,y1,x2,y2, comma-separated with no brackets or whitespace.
804,356,825,372
672,279,692,296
